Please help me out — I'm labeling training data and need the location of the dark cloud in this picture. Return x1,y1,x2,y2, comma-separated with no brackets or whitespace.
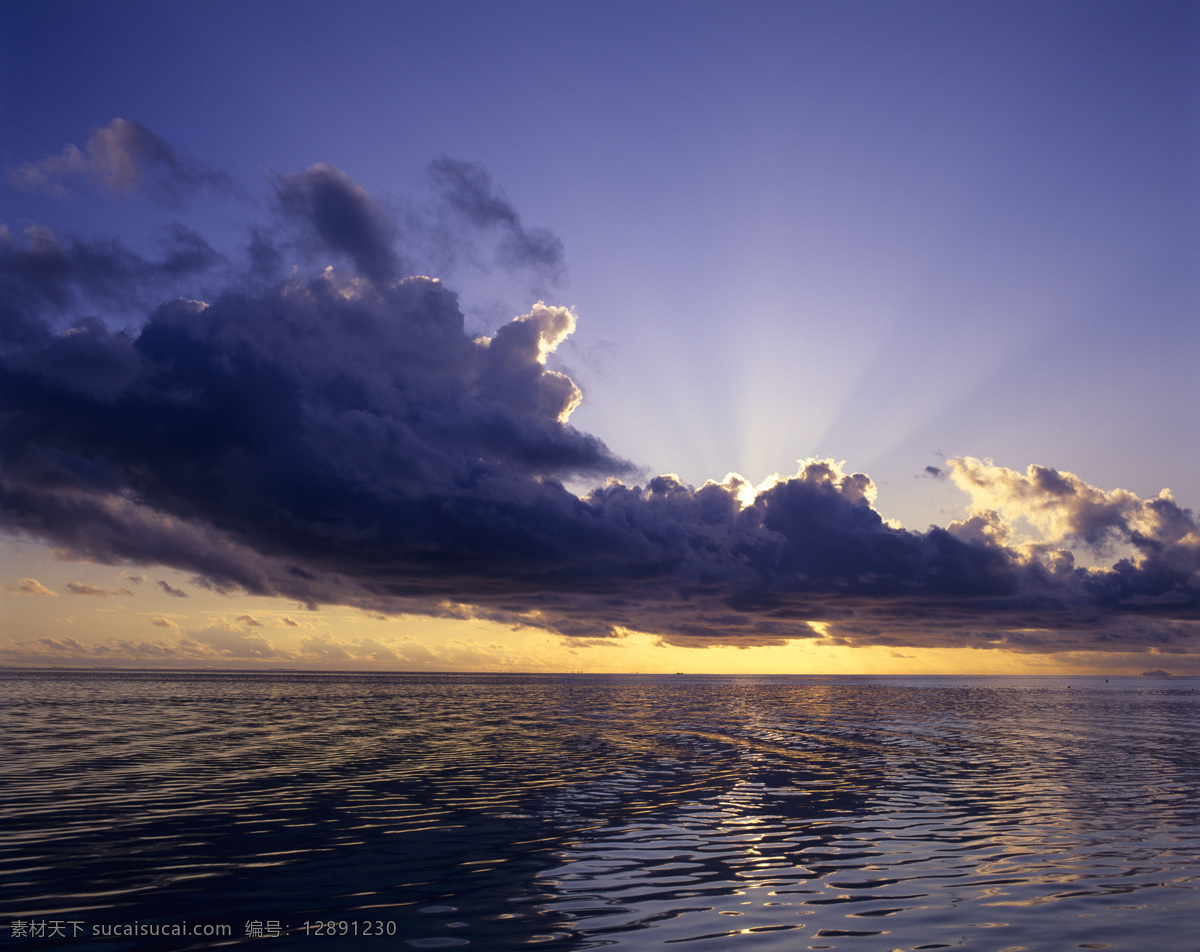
245,157,566,324
275,164,400,285
1,138,1197,659
157,581,189,598
8,118,231,200
0,222,219,352
428,157,565,282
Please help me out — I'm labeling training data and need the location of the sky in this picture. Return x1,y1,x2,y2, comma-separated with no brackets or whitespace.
1,0,1197,675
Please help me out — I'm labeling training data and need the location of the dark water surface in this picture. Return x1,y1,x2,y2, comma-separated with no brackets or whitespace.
2,671,1197,951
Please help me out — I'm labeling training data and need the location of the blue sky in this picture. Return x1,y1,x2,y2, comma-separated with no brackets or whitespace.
2,1,1197,673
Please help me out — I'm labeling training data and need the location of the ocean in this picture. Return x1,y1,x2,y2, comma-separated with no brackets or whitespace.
2,670,1197,951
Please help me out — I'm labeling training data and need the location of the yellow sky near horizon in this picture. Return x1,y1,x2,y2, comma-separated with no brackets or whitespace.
3,540,1191,677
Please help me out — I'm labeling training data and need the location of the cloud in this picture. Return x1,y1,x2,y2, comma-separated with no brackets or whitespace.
428,157,565,282
66,581,132,597
157,581,189,598
0,635,178,666
0,222,219,353
0,625,433,668
1,129,1197,661
949,458,1199,560
188,625,280,660
473,303,582,422
275,163,399,285
3,577,58,596
296,630,402,662
8,118,231,200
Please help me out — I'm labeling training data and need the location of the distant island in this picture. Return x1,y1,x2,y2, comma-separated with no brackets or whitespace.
1142,669,1173,678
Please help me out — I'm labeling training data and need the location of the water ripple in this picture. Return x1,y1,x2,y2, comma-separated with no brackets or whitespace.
1,672,1197,950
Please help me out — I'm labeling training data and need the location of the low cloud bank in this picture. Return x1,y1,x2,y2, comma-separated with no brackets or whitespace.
2,125,1197,658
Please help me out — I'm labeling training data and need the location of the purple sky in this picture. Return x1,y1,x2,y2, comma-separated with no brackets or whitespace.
1,1,1197,672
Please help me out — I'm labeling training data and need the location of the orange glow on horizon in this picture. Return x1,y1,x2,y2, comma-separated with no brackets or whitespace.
3,544,1194,677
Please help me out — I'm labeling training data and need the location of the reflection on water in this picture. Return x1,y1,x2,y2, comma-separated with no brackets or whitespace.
1,672,1197,950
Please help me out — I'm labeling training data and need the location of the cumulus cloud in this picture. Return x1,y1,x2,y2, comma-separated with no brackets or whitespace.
949,458,1199,562
473,303,583,422
3,577,58,596
1,128,1197,661
9,118,231,199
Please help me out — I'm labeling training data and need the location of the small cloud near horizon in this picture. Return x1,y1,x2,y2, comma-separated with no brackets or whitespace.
66,581,133,597
3,578,59,597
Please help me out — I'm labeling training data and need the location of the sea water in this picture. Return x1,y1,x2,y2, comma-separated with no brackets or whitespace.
1,670,1197,951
